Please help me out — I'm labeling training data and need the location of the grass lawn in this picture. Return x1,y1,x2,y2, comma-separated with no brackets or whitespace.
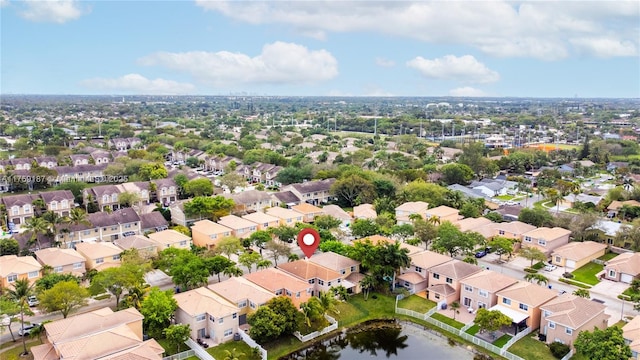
430,313,465,330
571,262,603,286
397,295,436,313
208,340,261,360
493,334,513,348
466,324,480,335
613,320,627,328
0,339,41,360
598,252,618,262
495,195,515,201
509,333,556,360
622,286,639,298
156,338,189,355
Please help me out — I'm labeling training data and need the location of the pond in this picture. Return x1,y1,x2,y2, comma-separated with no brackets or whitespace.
281,321,475,360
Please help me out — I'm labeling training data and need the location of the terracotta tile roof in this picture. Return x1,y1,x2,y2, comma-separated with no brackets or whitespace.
605,252,640,276
494,221,537,235
395,201,429,213
308,252,359,271
551,241,607,261
428,260,482,280
0,255,42,277
75,242,122,260
278,260,342,282
608,200,640,211
460,270,518,293
429,283,456,296
241,212,280,225
113,235,158,252
409,251,453,270
353,204,376,219
147,229,191,246
208,277,275,306
217,215,258,230
244,268,310,293
35,248,85,268
321,205,352,221
623,316,640,342
522,227,572,241
265,207,303,220
174,287,238,318
55,324,143,359
45,307,142,344
426,205,459,218
454,217,494,232
541,294,607,329
100,339,164,359
397,272,426,284
292,203,323,215
30,343,57,360
497,281,558,307
191,220,232,235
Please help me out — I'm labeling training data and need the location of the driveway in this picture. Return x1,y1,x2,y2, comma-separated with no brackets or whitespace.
590,279,629,297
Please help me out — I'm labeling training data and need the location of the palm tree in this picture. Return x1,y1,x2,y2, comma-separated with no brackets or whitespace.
7,279,35,355
318,291,340,314
545,188,563,214
573,289,590,299
360,275,376,301
381,242,411,291
450,301,460,320
42,211,64,240
23,216,49,249
524,273,549,286
223,348,246,360
64,208,91,247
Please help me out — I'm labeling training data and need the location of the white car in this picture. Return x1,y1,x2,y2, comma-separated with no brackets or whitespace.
18,323,40,336
544,265,557,272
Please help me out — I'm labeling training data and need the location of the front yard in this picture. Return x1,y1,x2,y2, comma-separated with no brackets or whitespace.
571,262,603,286
508,333,557,360
598,252,618,262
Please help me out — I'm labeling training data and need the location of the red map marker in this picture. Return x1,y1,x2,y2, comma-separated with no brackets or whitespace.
297,228,320,258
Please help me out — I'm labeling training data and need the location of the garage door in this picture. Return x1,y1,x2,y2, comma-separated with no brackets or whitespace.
566,260,576,269
621,274,634,283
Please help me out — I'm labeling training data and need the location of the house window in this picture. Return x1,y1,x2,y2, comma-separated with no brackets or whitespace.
608,270,616,278
285,290,292,296
61,200,68,208
502,298,511,305
555,256,561,263
544,310,551,317
328,281,332,286
524,236,532,243
124,224,131,229
479,289,488,298
435,294,440,300
23,205,31,213
519,303,529,311
113,254,120,260
11,206,18,215
224,328,233,337
83,230,90,235
499,230,505,235
565,328,573,335
275,289,283,295
549,322,555,329
308,279,315,284
73,262,83,269
179,241,187,247
7,274,17,282
433,273,440,279
28,271,39,278
111,194,117,202
196,314,206,322
415,266,423,273
464,285,473,293
296,292,301,298
96,258,104,264
51,202,58,210
340,269,346,275
318,280,324,286
232,313,237,319
445,277,453,284
238,301,247,308
54,266,63,273
218,317,223,324
250,301,256,309
538,239,546,246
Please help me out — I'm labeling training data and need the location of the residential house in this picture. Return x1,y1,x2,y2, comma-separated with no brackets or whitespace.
204,155,239,173
243,268,312,308
153,178,178,205
55,208,141,247
74,242,123,271
147,229,192,250
173,287,239,344
0,255,42,289
425,205,461,224
84,184,122,211
495,205,525,222
550,241,608,270
40,190,74,217
447,184,486,200
307,251,362,294
494,281,558,331
10,158,33,170
90,150,111,165
271,191,301,208
216,215,258,239
241,212,280,231
265,207,304,226
113,235,158,259
191,220,233,250
1,193,38,226
623,316,640,359
208,277,275,326
603,252,640,283
540,294,609,347
395,201,429,225
118,181,151,206
291,203,323,223
469,179,516,198
34,248,86,276
278,259,343,297
521,227,572,255
53,164,108,183
250,162,283,186
31,307,164,360
459,270,518,312
607,200,640,218
109,137,142,151
168,200,199,227
353,203,377,220
321,205,352,228
492,221,537,241
282,178,336,206
357,235,424,255
69,154,90,166
454,217,494,233
426,260,482,305
397,250,452,294
35,156,58,169
225,190,272,213
560,193,603,209
139,212,169,233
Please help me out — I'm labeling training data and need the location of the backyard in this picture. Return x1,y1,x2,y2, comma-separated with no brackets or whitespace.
571,262,603,286
208,340,261,360
508,333,557,360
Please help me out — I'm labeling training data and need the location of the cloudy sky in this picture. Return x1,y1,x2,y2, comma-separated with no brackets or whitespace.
1,0,639,97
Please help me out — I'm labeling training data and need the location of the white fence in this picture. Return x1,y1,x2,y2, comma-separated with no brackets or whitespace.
237,328,268,360
185,338,215,360
293,314,339,342
396,306,525,360
502,327,532,350
560,349,575,360
162,349,196,360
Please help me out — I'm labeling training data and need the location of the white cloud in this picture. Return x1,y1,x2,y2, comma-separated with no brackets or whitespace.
375,57,395,67
20,0,85,23
0,0,9,8
570,37,638,58
407,55,500,84
80,74,195,95
195,1,639,60
138,41,338,86
449,87,488,97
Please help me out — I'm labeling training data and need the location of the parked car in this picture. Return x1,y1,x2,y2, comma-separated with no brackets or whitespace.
27,296,38,307
544,264,557,272
18,323,40,336
475,247,491,258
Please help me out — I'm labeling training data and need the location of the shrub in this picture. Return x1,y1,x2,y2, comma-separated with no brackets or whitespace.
524,268,538,273
532,261,545,270
549,341,570,358
562,272,574,279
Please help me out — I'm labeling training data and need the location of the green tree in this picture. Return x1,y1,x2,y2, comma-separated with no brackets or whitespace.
574,326,631,360
163,324,191,354
518,208,554,227
450,301,461,320
238,251,263,273
140,287,178,338
269,225,297,244
459,202,482,218
248,306,285,343
519,247,547,267
223,348,246,360
360,274,376,300
168,252,209,290
379,242,411,291
183,196,234,221
0,297,21,342
264,240,291,266
475,308,512,340
220,172,246,193
391,223,415,242
458,142,498,179
413,218,438,249
545,188,564,214
488,237,515,261
139,162,168,180
118,191,140,208
248,230,272,249
350,218,381,238
215,236,243,259
318,240,350,256
23,216,49,249
524,273,549,286
89,264,145,307
300,297,325,327
440,163,475,185
204,255,235,282
331,174,376,207
38,280,89,318
314,215,342,230
432,221,476,257
6,279,35,355
183,178,214,197
573,289,590,298
397,179,449,206
484,212,504,223
0,238,20,255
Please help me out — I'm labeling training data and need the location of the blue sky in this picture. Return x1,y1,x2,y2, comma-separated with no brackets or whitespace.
1,0,639,97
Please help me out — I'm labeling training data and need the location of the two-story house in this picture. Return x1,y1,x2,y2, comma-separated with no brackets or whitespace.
540,293,609,347
308,251,362,294
459,270,518,312
623,316,640,359
34,156,58,169
113,235,159,259
353,203,377,220
491,221,537,241
90,150,111,165
75,242,123,271
225,190,273,213
278,259,343,297
40,190,74,217
282,178,336,206
395,201,429,225
0,255,42,289
427,260,482,305
321,205,352,228
84,184,122,211
521,227,572,255
1,193,38,226
216,215,258,239
34,248,86,276
265,207,304,226
291,203,324,223
118,181,151,206
208,277,275,326
174,287,239,345
271,191,301,208
397,250,452,295
425,205,461,224
243,268,312,309
109,137,142,151
69,154,90,166
147,229,192,250
191,220,233,250
494,281,558,332
152,178,178,205
241,212,280,231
